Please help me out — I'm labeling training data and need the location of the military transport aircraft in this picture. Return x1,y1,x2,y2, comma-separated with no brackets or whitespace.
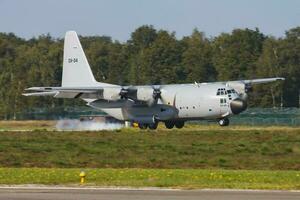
23,31,284,129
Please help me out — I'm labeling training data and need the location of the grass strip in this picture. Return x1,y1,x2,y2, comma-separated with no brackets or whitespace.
0,128,299,169
0,168,299,190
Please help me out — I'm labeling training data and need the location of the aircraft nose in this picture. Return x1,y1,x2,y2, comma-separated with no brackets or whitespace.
230,98,247,114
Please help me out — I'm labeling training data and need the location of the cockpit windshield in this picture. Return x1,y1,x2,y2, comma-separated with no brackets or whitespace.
217,88,236,96
217,88,227,96
227,89,236,94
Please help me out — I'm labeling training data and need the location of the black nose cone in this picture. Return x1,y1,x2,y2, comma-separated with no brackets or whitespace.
230,98,247,114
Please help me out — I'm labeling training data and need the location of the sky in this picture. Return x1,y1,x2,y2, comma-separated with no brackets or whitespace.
0,0,299,41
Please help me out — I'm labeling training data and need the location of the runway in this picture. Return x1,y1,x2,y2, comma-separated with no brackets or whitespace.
0,187,299,200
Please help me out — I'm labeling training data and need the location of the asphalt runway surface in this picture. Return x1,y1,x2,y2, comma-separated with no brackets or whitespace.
0,187,299,200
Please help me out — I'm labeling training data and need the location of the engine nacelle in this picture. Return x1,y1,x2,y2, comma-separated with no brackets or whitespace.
226,82,245,94
136,87,155,104
226,81,250,100
102,87,122,101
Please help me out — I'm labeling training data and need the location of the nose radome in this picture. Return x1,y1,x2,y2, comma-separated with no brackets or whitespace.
230,98,247,114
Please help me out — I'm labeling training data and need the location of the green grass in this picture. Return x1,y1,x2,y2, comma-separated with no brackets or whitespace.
0,168,299,190
0,123,299,189
0,127,299,169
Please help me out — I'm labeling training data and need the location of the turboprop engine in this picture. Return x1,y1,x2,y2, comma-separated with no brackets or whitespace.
102,86,163,106
102,87,123,101
226,81,251,101
136,87,162,106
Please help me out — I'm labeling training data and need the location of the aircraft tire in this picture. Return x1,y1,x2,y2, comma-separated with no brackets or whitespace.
175,121,185,129
138,123,148,129
165,121,174,129
218,118,230,126
149,122,158,130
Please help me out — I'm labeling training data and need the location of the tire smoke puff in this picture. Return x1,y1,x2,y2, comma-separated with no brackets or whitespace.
56,119,123,131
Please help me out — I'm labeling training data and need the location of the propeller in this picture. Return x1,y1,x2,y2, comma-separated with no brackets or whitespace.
152,86,161,99
147,86,164,106
103,85,164,106
119,88,129,99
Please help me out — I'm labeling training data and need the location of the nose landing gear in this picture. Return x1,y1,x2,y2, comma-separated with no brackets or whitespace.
218,118,230,126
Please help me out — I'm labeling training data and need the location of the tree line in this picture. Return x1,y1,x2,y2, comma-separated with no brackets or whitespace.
0,25,299,119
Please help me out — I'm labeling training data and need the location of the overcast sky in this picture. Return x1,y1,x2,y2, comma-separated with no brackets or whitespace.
0,0,299,41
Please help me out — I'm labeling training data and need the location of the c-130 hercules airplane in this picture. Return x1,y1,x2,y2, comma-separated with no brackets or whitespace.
23,31,284,129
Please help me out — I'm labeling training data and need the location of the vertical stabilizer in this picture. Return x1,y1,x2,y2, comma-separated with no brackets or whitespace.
62,31,113,87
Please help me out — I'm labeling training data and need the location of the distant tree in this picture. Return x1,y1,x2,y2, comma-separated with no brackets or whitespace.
212,28,265,80
128,25,157,51
277,27,300,107
107,42,129,85
82,36,112,83
127,25,158,84
181,29,215,83
139,30,181,84
252,37,283,107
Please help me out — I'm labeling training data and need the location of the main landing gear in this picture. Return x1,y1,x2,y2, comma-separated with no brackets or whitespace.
165,121,185,129
218,118,230,126
137,121,185,130
138,122,158,130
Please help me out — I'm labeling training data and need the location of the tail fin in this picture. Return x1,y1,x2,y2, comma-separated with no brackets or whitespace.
62,31,113,87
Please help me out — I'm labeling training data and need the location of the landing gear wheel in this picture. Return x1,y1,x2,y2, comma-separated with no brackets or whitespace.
138,123,148,129
149,122,158,130
218,118,230,126
165,121,174,129
175,121,185,129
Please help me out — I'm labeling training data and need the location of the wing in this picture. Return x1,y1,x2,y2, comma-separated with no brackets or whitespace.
230,77,285,85
224,77,285,94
